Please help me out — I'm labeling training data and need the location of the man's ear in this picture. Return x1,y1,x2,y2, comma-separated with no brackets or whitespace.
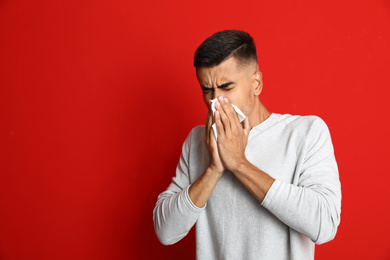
254,71,263,96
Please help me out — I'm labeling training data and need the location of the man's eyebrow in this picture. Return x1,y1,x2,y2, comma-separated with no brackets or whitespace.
217,82,235,88
200,82,235,90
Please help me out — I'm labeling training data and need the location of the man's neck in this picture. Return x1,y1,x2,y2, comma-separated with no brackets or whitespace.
248,101,271,129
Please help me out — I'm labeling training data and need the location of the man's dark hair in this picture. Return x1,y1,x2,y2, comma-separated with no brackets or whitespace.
194,30,258,68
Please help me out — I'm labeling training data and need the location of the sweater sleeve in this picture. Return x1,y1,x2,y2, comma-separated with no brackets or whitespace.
261,117,341,244
153,128,206,245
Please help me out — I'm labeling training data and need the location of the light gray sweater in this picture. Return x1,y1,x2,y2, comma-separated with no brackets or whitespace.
153,113,341,260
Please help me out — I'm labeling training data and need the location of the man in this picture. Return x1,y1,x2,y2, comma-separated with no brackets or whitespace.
153,30,341,260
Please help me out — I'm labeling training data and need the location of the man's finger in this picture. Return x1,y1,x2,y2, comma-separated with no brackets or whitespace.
205,110,212,143
206,110,212,129
242,117,250,136
217,97,240,133
216,100,233,137
214,110,225,140
209,124,218,145
223,97,242,132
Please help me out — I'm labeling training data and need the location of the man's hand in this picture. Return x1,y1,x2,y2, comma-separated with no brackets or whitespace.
214,96,251,172
188,108,227,208
205,109,224,174
194,96,273,206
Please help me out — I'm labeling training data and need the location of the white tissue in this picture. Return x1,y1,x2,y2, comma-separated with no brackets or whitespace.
210,98,246,140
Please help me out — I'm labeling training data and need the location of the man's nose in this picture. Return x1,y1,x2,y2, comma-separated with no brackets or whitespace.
212,89,222,100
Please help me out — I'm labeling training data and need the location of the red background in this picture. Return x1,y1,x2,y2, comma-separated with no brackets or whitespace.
1,0,390,259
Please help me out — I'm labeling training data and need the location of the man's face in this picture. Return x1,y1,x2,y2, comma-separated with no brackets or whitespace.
196,57,261,118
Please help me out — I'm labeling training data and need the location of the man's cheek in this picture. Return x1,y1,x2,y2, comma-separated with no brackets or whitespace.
203,97,212,110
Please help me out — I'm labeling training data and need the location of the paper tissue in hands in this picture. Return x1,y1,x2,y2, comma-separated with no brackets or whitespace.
210,98,246,141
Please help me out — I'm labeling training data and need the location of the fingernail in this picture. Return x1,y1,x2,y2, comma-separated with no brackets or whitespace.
224,98,228,103
218,96,224,102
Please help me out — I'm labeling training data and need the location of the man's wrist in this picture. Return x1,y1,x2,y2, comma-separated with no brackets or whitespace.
233,157,251,175
206,165,224,179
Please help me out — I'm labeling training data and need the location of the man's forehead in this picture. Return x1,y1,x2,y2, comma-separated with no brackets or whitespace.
196,57,256,82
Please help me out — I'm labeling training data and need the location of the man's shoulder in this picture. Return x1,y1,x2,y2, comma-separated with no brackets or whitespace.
277,113,326,126
189,125,205,138
183,125,205,147
274,113,330,136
